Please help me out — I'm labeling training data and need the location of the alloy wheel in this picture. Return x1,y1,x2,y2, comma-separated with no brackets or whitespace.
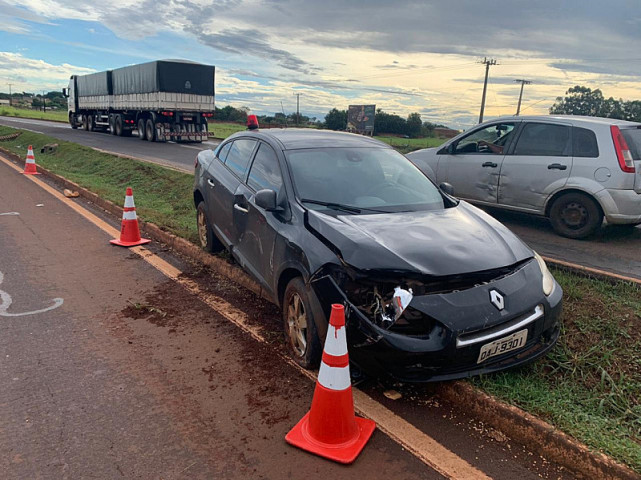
287,293,307,357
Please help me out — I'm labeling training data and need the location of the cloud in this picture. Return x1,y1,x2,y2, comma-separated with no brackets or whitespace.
0,52,94,92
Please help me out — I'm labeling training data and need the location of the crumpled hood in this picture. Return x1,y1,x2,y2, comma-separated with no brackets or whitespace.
306,202,533,276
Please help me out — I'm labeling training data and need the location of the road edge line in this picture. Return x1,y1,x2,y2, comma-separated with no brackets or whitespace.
1,148,639,480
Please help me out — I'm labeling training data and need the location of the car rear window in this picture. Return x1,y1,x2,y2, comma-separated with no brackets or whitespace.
514,123,571,156
572,127,599,158
621,127,641,160
225,139,257,179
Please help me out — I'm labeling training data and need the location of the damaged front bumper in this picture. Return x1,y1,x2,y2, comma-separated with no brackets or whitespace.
311,259,562,382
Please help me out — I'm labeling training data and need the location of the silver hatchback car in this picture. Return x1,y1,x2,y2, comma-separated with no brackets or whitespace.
407,115,641,238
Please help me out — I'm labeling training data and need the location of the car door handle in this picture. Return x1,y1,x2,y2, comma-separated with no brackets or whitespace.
482,162,498,168
207,178,215,187
234,203,249,213
547,163,568,170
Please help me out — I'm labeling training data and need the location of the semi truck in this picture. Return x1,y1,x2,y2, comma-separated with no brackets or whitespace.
63,60,215,142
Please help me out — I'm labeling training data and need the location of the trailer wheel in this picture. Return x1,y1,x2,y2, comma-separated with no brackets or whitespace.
114,115,123,136
137,119,146,140
145,119,156,142
109,115,116,135
87,115,94,132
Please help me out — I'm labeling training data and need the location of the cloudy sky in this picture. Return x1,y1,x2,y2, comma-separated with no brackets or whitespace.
1,0,640,128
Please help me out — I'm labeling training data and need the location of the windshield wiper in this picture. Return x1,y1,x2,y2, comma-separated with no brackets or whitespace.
300,199,390,214
300,198,362,213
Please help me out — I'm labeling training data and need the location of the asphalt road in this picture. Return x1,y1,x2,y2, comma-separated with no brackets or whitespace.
0,156,576,479
1,115,639,280
0,115,220,173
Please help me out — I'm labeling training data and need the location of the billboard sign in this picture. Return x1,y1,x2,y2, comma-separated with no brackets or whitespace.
347,105,375,134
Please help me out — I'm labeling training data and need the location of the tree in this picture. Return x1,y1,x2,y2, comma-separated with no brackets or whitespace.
549,85,627,119
406,113,422,138
374,109,406,135
324,108,347,130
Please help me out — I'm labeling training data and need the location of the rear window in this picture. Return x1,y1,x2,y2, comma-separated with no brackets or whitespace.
573,127,599,158
621,128,641,160
514,123,571,156
225,139,257,179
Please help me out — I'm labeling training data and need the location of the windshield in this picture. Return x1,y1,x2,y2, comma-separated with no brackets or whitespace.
285,147,445,213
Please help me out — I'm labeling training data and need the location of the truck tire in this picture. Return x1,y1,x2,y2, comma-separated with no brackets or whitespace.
69,113,77,129
114,115,123,136
138,119,146,140
145,119,156,142
82,115,89,131
109,115,116,135
87,115,94,132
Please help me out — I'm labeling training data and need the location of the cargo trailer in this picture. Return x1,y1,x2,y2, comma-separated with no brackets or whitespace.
63,60,215,142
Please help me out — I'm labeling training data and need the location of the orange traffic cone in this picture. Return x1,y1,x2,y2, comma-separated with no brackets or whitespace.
286,304,375,464
21,145,40,175
110,187,151,247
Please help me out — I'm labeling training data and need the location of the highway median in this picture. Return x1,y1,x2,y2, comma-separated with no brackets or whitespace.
1,124,639,477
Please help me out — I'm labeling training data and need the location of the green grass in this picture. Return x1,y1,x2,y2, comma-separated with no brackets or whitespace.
0,125,197,242
473,269,641,472
207,121,445,153
0,105,68,122
373,135,445,153
2,124,639,472
207,121,246,139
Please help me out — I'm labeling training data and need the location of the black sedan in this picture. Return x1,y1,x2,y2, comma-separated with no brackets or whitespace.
193,128,562,381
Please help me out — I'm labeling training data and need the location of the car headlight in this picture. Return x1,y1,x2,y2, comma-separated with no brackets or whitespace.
534,252,554,296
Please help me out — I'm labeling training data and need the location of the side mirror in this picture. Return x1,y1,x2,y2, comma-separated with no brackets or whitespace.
62,88,68,98
447,143,457,154
255,189,278,211
439,182,454,196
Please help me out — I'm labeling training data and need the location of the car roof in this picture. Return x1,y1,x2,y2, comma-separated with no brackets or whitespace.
227,128,391,150
487,114,641,127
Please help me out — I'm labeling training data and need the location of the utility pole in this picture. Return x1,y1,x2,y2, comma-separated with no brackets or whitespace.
514,79,532,116
478,57,497,124
293,93,302,126
7,83,12,107
42,91,46,112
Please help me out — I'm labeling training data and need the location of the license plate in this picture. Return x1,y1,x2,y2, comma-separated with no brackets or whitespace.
477,329,528,364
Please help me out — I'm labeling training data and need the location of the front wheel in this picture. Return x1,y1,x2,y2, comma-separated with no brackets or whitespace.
549,192,603,239
282,277,322,369
196,201,223,253
69,113,77,129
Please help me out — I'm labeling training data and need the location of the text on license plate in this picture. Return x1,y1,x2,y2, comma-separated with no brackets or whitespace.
477,329,528,364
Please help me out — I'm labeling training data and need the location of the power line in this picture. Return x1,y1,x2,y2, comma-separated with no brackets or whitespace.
514,79,532,115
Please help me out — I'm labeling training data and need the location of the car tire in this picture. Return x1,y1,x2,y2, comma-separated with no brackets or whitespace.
146,119,156,142
196,201,223,253
138,119,146,140
282,277,322,369
549,192,603,239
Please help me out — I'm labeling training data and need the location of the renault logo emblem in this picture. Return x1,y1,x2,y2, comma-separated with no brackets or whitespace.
490,290,504,311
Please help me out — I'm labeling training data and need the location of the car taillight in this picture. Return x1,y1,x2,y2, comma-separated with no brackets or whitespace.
611,125,635,173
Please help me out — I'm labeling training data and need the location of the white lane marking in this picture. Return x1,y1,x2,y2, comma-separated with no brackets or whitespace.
0,212,20,216
0,271,63,317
